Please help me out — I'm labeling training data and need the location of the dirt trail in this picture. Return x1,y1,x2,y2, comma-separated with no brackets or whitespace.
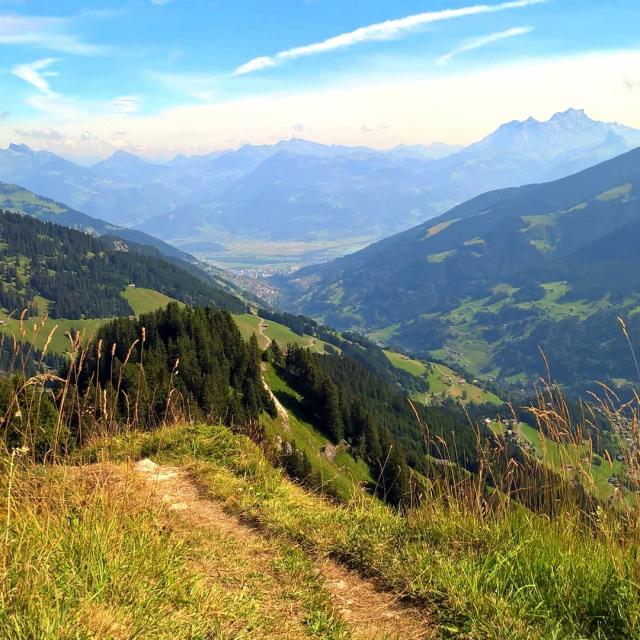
258,320,272,348
135,458,434,640
260,362,290,430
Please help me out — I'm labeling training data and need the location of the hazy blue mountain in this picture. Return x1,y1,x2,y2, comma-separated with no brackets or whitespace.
389,142,462,159
139,110,640,257
140,150,433,243
91,149,175,184
277,147,640,392
0,144,96,209
436,108,640,191
0,144,193,226
3,110,639,261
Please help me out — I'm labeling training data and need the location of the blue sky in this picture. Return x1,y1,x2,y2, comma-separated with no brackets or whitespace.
1,0,639,159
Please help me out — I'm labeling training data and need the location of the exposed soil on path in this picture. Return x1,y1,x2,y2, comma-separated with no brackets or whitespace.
134,458,435,640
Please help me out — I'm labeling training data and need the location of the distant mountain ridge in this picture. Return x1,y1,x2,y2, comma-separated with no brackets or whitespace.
0,181,191,261
3,109,639,265
0,209,246,320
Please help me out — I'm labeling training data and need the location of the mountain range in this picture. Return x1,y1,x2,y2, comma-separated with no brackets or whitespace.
278,145,640,394
3,109,639,266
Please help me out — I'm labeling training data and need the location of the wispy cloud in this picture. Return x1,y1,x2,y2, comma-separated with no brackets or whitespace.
233,0,545,75
14,127,65,141
109,96,142,113
437,26,533,65
0,13,105,55
12,59,142,119
625,79,640,92
12,58,59,96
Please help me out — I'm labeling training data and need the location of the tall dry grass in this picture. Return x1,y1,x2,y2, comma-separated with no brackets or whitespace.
0,309,640,637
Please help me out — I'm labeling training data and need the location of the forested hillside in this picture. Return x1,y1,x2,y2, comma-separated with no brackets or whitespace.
0,181,192,261
281,146,640,393
76,304,275,429
0,211,245,319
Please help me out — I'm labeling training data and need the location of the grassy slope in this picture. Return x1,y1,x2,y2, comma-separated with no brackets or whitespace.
386,349,625,501
368,278,626,383
383,349,427,377
0,460,349,640
263,362,371,501
0,310,106,355
0,295,329,358
429,280,620,381
84,423,640,640
0,288,179,355
488,421,626,501
233,312,329,353
383,349,502,406
121,287,180,316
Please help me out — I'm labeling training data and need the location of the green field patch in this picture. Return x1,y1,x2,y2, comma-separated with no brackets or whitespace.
422,219,457,239
233,313,328,353
122,287,180,316
0,186,66,215
516,281,609,321
427,249,457,263
463,237,485,247
383,348,502,406
0,312,108,355
368,323,400,342
233,313,269,348
520,213,554,232
424,362,502,406
530,239,552,253
383,350,427,377
327,284,344,305
596,183,633,202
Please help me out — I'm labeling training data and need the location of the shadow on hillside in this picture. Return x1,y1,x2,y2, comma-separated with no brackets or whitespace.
270,371,318,427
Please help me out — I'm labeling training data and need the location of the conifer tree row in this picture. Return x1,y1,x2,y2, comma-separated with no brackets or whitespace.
76,303,276,430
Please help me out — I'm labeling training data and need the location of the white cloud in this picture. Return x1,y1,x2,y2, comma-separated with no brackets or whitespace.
437,26,533,65
11,58,59,95
5,49,640,162
109,96,142,113
233,0,545,75
14,127,65,140
234,56,277,76
0,13,105,55
104,50,640,153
